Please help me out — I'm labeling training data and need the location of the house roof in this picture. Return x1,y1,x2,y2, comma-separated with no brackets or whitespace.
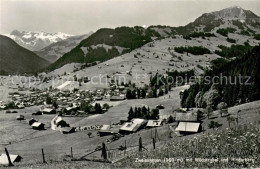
131,118,147,125
100,125,111,131
175,112,197,122
55,116,63,124
0,154,22,165
175,122,200,132
60,127,74,133
42,108,54,112
146,120,162,127
120,122,141,132
32,122,44,127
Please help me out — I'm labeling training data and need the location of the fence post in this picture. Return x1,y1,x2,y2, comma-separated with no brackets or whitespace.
42,148,46,163
5,148,13,166
153,138,156,149
101,142,107,160
124,140,127,156
139,137,142,152
71,147,73,160
155,128,160,141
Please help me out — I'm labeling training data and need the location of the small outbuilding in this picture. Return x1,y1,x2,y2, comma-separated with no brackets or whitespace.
60,127,75,134
175,122,201,134
32,122,45,130
0,154,22,165
146,120,163,128
29,118,38,125
16,115,25,120
42,108,56,114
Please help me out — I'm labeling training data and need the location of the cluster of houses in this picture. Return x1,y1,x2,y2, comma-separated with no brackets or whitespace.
98,108,201,137
98,118,164,136
1,76,129,112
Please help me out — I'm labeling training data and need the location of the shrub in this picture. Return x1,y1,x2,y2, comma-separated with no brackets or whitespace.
254,34,260,40
216,27,236,36
226,38,236,43
208,121,222,129
174,46,211,55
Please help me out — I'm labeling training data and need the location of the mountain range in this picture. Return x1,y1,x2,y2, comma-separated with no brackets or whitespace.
47,6,260,71
7,30,72,51
35,33,93,63
1,6,260,74
0,35,50,74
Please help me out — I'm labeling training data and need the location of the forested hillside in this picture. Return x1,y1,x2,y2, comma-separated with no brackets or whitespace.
181,45,260,109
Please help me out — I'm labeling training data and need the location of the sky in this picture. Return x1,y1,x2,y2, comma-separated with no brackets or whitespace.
0,0,260,35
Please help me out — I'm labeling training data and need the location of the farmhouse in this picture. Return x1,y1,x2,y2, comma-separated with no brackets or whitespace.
175,122,201,134
146,120,163,128
0,154,22,165
31,122,45,130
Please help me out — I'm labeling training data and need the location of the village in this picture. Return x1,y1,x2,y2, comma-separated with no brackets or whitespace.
2,70,257,167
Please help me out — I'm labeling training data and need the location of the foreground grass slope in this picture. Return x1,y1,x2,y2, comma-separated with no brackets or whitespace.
115,123,260,168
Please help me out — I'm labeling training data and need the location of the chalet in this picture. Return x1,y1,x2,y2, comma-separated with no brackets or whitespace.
175,122,201,134
99,125,119,136
119,122,141,134
0,154,22,165
32,122,45,130
119,118,147,134
146,120,163,128
42,108,56,114
17,104,25,109
0,105,6,110
16,115,25,120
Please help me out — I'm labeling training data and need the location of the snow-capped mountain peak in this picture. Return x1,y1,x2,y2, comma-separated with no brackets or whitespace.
7,30,72,51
